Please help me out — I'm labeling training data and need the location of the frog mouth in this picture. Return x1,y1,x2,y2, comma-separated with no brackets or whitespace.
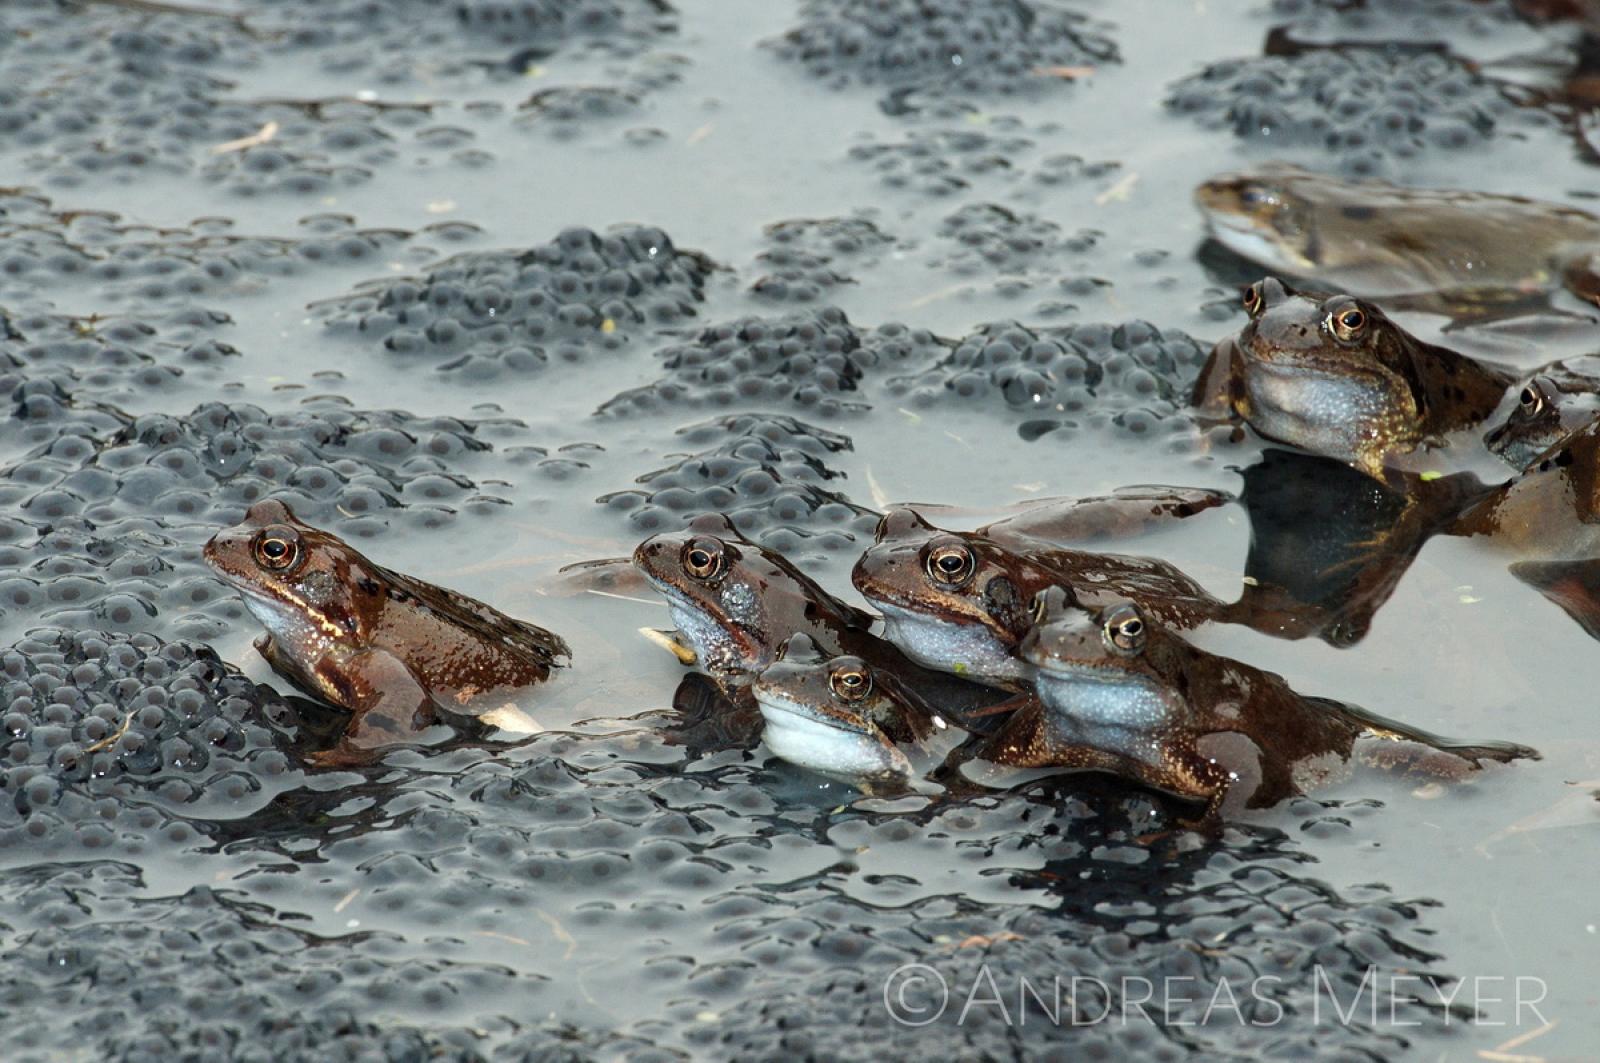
755,690,910,781
752,689,873,737
1028,659,1142,684
1238,345,1392,378
646,583,760,672
1204,212,1314,272
871,602,1022,682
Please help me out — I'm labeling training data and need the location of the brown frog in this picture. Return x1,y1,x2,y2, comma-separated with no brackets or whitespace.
908,486,1235,548
1484,359,1600,469
205,499,569,760
979,587,1537,830
753,634,951,787
633,513,1005,729
1193,277,1514,477
1196,163,1600,313
1454,413,1600,559
850,508,1228,689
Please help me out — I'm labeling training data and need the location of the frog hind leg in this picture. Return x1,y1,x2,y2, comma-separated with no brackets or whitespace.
307,649,436,767
959,704,1231,832
1135,743,1232,835
1563,252,1600,307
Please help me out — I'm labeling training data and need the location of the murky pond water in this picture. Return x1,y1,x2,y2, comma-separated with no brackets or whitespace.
1,0,1596,1058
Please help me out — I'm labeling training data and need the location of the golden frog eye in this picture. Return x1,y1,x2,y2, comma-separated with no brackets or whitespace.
1241,281,1264,317
681,537,724,581
829,663,872,702
253,525,301,572
1103,604,1146,654
1327,302,1367,342
925,542,975,587
1518,385,1543,414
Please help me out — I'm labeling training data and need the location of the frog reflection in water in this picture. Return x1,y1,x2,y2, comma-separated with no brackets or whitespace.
633,513,1003,732
977,587,1536,830
1193,277,1513,477
204,500,569,761
851,508,1228,690
753,634,950,788
1195,163,1600,314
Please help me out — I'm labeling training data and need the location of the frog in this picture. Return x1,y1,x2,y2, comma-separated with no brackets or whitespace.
1194,163,1600,314
979,587,1537,830
633,513,1006,728
850,508,1229,689
1484,359,1600,469
909,486,1235,550
753,634,952,787
1192,277,1515,477
1453,413,1600,559
204,499,569,761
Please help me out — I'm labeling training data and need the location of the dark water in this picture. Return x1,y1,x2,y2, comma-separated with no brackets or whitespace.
1,0,1596,1058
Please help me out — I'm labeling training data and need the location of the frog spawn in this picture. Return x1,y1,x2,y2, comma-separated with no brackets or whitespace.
598,413,878,557
749,215,898,304
0,398,546,642
0,628,307,853
594,307,944,419
886,319,1212,445
0,0,677,195
769,0,1118,115
1166,48,1539,177
316,225,714,381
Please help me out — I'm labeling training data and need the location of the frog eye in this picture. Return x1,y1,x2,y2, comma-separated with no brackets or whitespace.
253,525,302,572
1241,282,1264,317
681,537,724,581
925,542,976,587
829,663,873,702
1102,605,1146,654
1327,303,1368,342
1518,385,1544,414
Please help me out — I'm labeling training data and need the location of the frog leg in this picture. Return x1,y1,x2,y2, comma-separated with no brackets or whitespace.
1144,745,1232,835
977,709,1231,832
306,648,436,767
1562,252,1600,307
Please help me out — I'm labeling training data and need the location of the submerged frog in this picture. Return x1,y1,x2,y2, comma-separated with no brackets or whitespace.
1455,414,1600,559
753,634,951,787
915,486,1235,549
1484,361,1600,469
1193,277,1514,476
205,500,569,759
1195,163,1600,311
634,513,1003,727
851,508,1228,688
981,587,1536,829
